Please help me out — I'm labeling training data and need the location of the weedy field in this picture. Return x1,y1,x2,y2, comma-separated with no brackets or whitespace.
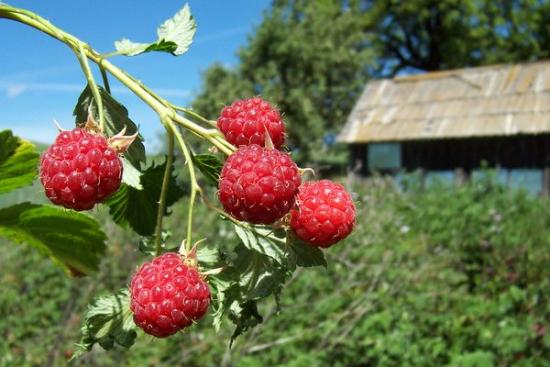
1,174,549,367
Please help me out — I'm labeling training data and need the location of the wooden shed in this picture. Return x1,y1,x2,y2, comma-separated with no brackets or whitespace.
338,61,550,194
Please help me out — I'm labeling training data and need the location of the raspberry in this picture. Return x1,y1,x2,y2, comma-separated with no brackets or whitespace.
39,128,122,211
218,144,301,224
290,180,356,248
217,97,286,149
130,252,211,338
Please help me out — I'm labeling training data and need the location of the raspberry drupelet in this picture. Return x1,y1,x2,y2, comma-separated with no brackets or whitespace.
39,128,122,211
217,97,286,149
130,252,211,338
290,180,356,248
218,144,301,224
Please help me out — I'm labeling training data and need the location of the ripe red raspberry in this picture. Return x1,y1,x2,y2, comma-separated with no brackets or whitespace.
217,97,286,149
130,252,211,338
290,180,356,248
218,144,301,224
39,128,122,211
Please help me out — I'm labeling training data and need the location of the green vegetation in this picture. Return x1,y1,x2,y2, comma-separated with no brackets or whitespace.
1,174,548,366
2,1,550,365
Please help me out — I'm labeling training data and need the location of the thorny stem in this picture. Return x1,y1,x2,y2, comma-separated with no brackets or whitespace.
74,44,105,131
154,129,174,256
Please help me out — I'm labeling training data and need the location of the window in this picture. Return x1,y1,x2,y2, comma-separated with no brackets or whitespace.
368,143,401,170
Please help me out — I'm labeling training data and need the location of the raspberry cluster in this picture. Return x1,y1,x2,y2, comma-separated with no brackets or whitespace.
40,128,122,211
42,97,356,342
217,97,356,248
130,252,211,338
217,97,286,149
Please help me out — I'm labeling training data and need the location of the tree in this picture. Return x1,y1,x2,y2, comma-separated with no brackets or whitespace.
370,0,550,75
192,0,374,164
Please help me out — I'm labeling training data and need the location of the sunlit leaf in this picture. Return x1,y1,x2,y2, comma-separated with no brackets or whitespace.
114,38,150,56
105,158,185,236
0,130,39,194
113,3,196,57
156,3,196,55
192,153,222,185
0,202,106,276
234,224,285,265
121,158,142,190
286,233,327,269
73,289,137,359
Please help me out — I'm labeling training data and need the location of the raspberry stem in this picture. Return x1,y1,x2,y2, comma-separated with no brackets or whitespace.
74,44,105,132
154,129,175,256
100,66,111,94
171,105,218,128
166,120,200,253
0,4,235,155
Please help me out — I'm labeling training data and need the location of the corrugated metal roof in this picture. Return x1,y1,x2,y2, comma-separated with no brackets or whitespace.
338,60,550,143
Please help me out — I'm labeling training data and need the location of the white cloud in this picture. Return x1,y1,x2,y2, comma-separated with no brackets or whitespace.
195,26,250,44
0,65,75,82
6,84,27,98
0,81,190,99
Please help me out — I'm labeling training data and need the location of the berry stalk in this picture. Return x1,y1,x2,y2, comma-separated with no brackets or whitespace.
0,4,234,155
166,120,201,252
154,130,175,256
74,44,105,131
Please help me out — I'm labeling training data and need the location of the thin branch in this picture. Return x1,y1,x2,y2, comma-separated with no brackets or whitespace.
167,121,200,252
100,66,111,94
154,129,175,256
0,5,233,155
172,105,218,128
74,44,105,131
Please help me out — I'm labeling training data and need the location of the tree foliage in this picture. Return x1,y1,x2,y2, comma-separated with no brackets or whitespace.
192,0,550,163
370,0,550,74
192,0,374,164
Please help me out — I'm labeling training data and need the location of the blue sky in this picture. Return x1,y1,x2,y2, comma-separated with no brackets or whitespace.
0,0,270,151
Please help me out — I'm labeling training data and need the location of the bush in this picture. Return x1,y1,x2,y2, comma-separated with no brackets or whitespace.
1,174,549,366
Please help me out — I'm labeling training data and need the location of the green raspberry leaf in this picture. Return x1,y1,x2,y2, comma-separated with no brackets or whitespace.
138,230,174,256
233,244,287,300
208,243,288,346
0,203,106,276
234,224,286,265
197,244,224,268
73,84,146,175
73,289,137,359
121,158,143,190
113,38,150,57
155,3,196,55
0,130,39,194
105,158,185,236
192,153,223,186
114,3,196,57
286,233,327,269
228,300,263,348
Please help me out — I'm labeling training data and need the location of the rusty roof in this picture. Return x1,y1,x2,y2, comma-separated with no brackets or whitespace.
338,60,550,143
